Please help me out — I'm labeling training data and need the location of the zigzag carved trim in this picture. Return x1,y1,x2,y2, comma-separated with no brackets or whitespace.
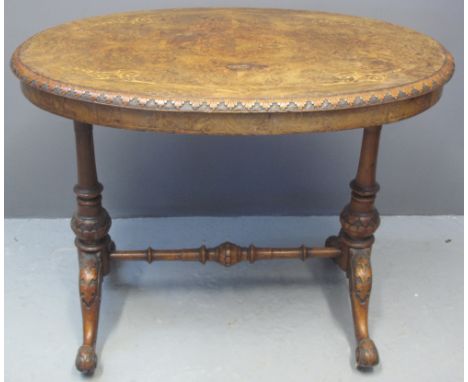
11,48,454,114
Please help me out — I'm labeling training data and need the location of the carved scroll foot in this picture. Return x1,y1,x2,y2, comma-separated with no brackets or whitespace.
76,345,98,374
349,247,379,368
356,338,379,368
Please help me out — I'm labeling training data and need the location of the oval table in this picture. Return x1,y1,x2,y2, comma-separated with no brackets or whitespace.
11,8,454,374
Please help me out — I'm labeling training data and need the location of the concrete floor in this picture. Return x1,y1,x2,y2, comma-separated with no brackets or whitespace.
5,216,463,381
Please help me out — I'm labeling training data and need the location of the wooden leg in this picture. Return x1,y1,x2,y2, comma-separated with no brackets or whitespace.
71,121,112,374
327,126,381,368
75,251,103,373
348,247,379,367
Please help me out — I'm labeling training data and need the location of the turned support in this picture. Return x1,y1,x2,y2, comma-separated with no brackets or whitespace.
327,126,381,368
110,243,341,265
71,121,112,374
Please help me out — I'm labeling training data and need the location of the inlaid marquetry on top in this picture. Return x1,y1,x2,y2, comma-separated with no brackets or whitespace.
11,8,454,134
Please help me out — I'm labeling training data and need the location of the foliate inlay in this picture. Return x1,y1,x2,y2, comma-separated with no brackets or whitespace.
10,9,454,115
11,56,452,114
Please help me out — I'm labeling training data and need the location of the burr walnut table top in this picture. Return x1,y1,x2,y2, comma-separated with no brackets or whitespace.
11,8,454,135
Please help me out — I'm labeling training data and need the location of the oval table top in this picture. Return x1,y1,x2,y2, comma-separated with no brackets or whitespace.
11,8,454,135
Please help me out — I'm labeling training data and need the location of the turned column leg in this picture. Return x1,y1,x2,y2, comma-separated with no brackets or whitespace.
71,121,113,374
326,126,381,368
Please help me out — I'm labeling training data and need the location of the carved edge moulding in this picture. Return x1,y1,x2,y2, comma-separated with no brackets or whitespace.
10,44,454,113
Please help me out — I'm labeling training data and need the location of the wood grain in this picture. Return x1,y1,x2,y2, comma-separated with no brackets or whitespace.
10,9,455,373
20,80,443,135
110,242,341,265
11,8,454,134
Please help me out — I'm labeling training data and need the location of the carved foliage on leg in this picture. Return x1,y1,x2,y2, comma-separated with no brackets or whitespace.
349,247,379,368
79,253,101,309
349,248,372,305
76,251,102,374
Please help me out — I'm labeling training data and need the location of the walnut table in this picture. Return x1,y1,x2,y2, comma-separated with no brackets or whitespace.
11,8,454,374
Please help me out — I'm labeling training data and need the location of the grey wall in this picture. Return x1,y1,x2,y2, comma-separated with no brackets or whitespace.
5,0,463,218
